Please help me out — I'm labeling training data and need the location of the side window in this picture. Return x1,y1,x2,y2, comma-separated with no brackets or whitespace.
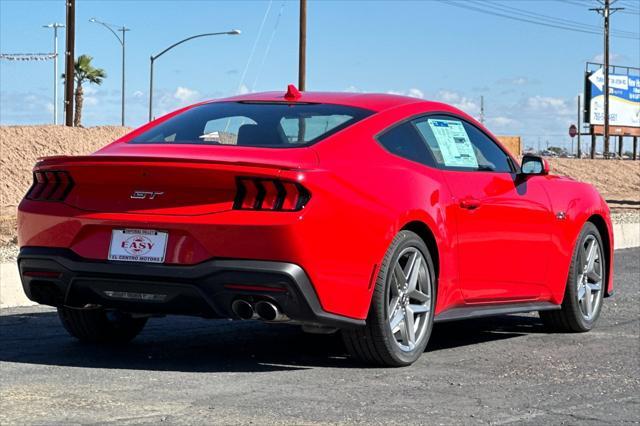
414,116,513,173
377,122,434,167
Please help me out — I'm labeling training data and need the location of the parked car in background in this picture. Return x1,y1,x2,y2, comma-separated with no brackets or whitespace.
17,86,613,366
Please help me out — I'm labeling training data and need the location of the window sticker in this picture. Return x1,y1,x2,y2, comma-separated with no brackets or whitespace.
427,119,479,168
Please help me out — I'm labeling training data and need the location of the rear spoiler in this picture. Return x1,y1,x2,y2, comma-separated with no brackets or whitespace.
34,148,319,171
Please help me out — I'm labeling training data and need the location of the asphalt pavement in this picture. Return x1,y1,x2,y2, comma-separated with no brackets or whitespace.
1,248,638,425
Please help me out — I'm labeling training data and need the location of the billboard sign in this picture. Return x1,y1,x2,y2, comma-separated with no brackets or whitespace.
585,68,640,129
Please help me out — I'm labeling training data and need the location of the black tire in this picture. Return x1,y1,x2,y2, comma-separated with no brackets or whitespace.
540,222,606,332
57,306,147,343
342,230,436,367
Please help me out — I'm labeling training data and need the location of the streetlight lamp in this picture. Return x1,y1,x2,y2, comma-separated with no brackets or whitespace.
148,30,240,121
43,23,65,125
89,18,130,126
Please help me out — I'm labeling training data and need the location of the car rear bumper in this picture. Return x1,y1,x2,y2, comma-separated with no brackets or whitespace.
17,247,364,328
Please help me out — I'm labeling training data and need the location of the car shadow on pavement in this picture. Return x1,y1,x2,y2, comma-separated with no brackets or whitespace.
428,314,546,351
0,310,546,372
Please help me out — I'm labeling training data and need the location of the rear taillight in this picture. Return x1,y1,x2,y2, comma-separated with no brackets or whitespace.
234,178,310,211
26,170,74,201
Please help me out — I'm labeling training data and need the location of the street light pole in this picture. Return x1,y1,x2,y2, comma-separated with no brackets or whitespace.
149,56,155,122
147,30,240,122
43,23,65,125
89,18,130,126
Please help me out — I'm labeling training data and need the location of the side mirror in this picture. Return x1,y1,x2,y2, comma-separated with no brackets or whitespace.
520,155,549,176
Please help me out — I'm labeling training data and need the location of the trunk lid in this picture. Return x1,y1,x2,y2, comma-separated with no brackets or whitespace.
35,145,317,216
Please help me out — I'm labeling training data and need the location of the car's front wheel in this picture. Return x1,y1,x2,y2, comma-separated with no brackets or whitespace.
342,230,436,367
58,306,147,343
540,222,606,332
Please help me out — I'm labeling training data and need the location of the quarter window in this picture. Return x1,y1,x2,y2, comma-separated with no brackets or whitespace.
377,122,434,167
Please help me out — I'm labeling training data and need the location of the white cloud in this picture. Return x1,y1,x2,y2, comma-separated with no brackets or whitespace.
343,85,362,93
525,95,572,116
434,90,480,115
496,77,532,87
591,52,628,64
407,88,425,99
237,84,250,95
386,88,424,99
84,97,98,107
132,90,144,98
174,86,200,103
488,116,518,128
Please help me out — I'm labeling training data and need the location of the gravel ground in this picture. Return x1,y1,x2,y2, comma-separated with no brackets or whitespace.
0,248,638,425
0,244,18,263
611,210,640,224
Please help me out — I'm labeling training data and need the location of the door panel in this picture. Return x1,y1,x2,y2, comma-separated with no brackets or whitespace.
445,172,554,302
411,114,554,303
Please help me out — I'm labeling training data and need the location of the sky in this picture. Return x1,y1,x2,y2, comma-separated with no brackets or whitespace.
1,0,639,151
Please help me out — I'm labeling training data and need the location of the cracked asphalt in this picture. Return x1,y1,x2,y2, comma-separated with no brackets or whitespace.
1,248,638,425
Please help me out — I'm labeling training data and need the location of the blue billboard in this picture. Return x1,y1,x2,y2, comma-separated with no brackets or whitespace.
586,68,640,128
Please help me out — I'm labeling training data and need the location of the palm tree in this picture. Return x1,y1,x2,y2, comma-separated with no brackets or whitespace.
64,55,106,127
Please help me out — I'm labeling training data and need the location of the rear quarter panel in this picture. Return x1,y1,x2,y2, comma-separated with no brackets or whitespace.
542,175,614,301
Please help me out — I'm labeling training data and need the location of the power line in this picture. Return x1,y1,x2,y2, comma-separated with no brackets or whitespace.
444,0,639,39
485,0,638,37
236,0,273,94
559,0,640,15
251,1,286,92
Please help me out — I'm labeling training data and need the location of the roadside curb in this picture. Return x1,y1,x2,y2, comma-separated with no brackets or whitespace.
0,262,35,309
2,223,639,308
612,222,640,250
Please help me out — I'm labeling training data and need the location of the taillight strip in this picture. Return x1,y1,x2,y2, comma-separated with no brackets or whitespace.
26,170,74,202
253,180,266,209
234,177,310,212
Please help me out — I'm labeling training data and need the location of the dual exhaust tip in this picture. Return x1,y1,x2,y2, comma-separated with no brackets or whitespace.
231,299,288,322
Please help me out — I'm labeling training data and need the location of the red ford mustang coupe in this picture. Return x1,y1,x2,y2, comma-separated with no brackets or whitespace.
18,86,613,366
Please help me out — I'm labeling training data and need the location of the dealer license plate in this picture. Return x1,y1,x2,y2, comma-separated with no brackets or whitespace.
108,229,168,263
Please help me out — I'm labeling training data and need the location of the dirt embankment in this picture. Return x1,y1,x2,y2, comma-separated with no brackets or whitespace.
1,125,131,245
548,158,640,209
0,125,639,246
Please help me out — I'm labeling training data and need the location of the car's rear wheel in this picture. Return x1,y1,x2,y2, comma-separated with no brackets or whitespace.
342,230,436,367
540,222,605,332
57,306,147,343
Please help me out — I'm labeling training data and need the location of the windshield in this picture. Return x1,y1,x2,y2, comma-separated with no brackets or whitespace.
130,102,374,147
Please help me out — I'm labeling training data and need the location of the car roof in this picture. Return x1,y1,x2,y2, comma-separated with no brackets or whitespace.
209,90,426,113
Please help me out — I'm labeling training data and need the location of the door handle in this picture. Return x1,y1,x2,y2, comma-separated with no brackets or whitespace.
459,198,480,210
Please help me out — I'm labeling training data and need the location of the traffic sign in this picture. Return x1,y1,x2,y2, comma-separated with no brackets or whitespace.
569,124,577,138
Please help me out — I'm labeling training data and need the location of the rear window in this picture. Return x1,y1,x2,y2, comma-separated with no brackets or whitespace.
130,102,373,147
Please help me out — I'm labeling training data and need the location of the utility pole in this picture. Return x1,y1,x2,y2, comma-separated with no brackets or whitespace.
64,0,75,126
591,0,624,158
298,0,307,91
480,96,485,124
577,95,582,158
43,23,64,125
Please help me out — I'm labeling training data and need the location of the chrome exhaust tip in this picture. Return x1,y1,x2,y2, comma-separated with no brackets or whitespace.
231,299,255,320
254,300,288,322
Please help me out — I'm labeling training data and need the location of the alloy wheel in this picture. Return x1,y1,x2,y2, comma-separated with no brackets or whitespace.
577,234,603,321
387,247,432,352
